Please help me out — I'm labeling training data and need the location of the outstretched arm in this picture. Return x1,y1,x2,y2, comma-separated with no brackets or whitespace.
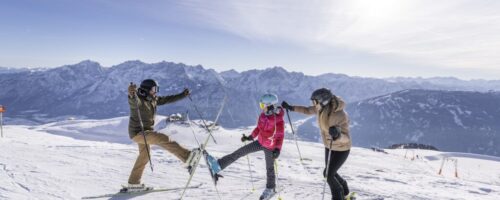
282,101,316,115
157,88,190,105
293,105,317,115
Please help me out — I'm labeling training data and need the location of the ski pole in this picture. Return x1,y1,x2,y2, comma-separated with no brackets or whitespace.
131,82,154,172
322,139,334,200
271,113,282,200
186,111,201,146
274,160,282,200
285,109,304,161
244,141,255,192
0,112,3,138
187,95,218,144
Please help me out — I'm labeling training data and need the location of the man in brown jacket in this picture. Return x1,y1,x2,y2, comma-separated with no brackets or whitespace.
124,79,199,192
282,88,352,200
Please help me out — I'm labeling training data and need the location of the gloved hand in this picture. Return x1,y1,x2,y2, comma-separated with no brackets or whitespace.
329,126,341,141
272,148,280,159
182,88,191,96
241,134,253,142
128,83,137,97
281,101,294,111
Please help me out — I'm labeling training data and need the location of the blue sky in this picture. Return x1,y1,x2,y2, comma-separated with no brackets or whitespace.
1,0,499,79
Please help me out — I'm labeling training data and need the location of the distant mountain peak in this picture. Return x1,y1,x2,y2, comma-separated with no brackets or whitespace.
77,59,100,65
121,60,146,66
220,69,240,79
59,60,103,74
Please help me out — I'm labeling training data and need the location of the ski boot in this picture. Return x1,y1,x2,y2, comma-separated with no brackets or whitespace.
205,152,222,174
119,183,153,193
186,148,202,174
203,151,223,184
345,192,357,200
259,187,277,200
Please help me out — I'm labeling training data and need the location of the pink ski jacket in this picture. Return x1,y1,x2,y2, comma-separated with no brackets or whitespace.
251,107,285,151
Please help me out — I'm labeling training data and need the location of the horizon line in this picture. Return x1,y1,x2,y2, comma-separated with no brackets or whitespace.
2,59,500,82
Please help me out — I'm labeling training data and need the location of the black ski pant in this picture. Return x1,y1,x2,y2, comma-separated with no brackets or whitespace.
218,140,276,189
324,148,350,200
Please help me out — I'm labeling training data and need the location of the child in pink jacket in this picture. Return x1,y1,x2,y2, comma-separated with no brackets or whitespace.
206,93,285,199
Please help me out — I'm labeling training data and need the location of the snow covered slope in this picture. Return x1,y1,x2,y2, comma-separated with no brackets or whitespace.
0,117,499,200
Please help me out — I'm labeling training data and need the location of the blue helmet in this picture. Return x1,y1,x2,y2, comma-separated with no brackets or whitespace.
259,93,278,110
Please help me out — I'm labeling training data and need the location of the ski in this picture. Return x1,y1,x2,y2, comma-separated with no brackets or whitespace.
179,94,227,200
210,95,228,129
81,183,203,199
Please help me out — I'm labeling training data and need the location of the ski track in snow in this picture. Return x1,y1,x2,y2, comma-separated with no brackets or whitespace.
0,117,499,200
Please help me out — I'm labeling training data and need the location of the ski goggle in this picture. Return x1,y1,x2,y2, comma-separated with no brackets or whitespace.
260,103,276,111
259,102,267,110
150,86,159,93
311,99,318,105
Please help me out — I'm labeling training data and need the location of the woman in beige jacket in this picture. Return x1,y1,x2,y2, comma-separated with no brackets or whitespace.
282,88,351,200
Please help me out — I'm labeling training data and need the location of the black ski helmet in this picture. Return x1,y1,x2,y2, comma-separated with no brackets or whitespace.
140,79,159,93
310,88,333,106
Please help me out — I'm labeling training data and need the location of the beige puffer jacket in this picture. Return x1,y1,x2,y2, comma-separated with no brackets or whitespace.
293,96,351,151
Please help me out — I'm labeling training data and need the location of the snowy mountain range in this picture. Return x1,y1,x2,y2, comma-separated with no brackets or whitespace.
2,60,500,124
296,89,500,156
1,60,500,156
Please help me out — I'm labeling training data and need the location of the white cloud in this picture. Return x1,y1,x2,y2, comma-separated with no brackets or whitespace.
175,0,500,71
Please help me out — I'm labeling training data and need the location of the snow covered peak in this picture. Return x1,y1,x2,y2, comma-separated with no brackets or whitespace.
77,59,100,66
0,66,30,74
317,72,351,80
52,60,104,75
220,69,241,79
117,60,146,67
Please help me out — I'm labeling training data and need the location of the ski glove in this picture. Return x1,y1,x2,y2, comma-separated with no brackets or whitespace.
182,88,191,97
128,83,137,97
272,148,280,159
241,134,254,142
329,126,341,141
281,101,294,111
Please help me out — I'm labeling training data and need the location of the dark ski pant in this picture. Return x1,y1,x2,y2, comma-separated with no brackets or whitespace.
128,131,190,184
324,149,350,200
218,140,276,189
